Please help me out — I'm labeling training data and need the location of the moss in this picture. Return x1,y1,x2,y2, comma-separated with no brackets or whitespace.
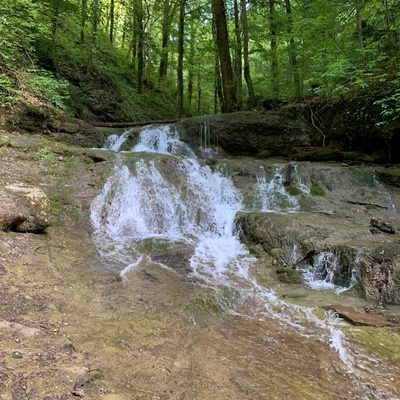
276,266,302,284
349,327,400,364
183,293,224,321
310,183,325,196
285,185,302,196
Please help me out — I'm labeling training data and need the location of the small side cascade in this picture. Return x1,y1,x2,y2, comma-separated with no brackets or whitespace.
254,165,301,212
373,171,397,215
298,249,360,293
133,124,196,158
103,129,131,151
198,119,221,158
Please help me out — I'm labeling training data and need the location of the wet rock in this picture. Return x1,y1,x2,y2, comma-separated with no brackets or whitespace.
370,217,396,234
328,304,392,327
360,246,400,304
60,122,79,134
177,111,312,159
0,184,52,233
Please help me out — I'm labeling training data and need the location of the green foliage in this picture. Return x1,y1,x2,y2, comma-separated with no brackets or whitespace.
36,146,56,163
374,77,400,130
25,69,70,111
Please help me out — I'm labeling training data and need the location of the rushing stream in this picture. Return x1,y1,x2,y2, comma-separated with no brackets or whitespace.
91,125,400,399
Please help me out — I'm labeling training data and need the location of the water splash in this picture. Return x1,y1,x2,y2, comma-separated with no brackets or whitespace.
103,129,131,151
254,166,300,212
132,124,196,158
298,250,360,294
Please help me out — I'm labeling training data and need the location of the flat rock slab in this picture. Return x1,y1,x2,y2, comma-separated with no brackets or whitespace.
328,304,392,327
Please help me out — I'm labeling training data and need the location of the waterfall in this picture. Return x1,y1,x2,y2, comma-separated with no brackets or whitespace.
91,125,375,371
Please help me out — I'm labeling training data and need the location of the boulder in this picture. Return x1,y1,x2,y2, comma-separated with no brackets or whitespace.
0,184,52,233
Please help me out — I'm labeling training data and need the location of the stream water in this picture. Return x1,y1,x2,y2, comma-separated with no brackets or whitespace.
91,125,400,399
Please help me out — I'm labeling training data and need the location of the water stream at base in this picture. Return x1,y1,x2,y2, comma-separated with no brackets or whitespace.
91,124,400,399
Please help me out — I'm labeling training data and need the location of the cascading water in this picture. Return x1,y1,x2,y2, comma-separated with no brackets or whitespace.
254,165,301,212
103,129,132,151
90,124,400,399
298,250,359,293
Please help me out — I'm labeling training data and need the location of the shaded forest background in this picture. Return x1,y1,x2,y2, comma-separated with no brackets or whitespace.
0,0,399,137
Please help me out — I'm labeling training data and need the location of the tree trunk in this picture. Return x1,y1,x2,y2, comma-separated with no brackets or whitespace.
80,0,88,43
110,0,115,43
211,0,236,113
285,0,301,96
136,0,144,94
177,0,186,118
240,0,255,103
234,0,243,109
197,65,202,114
269,0,279,97
187,20,196,108
159,0,173,80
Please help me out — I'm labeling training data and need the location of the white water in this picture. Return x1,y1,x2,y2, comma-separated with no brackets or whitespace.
90,125,399,396
299,251,358,293
103,129,132,151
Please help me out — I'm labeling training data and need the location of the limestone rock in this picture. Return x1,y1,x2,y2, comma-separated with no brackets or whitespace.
370,217,396,234
360,246,400,304
0,184,52,233
177,111,311,159
328,304,392,327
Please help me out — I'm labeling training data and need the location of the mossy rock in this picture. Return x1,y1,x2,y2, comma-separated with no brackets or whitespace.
285,185,302,196
276,266,302,284
310,183,325,196
183,293,224,321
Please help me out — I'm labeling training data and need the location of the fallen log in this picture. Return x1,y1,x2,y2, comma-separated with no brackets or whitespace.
91,119,179,128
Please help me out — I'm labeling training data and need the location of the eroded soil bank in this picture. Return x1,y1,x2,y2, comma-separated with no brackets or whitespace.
1,128,400,399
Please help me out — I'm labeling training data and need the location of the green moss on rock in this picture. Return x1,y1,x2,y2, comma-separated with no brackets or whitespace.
276,266,302,284
285,185,302,196
310,183,325,196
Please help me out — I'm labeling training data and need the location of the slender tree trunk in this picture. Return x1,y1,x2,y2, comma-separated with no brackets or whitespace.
269,0,279,97
136,0,144,94
212,15,224,113
187,20,196,108
240,0,255,103
197,65,202,114
234,0,243,109
383,0,398,67
91,0,101,40
211,0,236,113
159,0,172,80
355,0,364,51
110,0,115,43
80,0,88,43
177,0,186,118
285,0,301,96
